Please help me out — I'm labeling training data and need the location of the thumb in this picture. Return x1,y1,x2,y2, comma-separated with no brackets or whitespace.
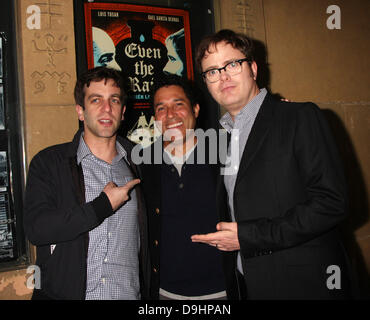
216,222,224,231
216,222,232,231
122,178,141,191
103,181,117,192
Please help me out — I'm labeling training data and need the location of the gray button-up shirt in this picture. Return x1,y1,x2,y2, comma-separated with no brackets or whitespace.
77,135,140,300
220,88,267,273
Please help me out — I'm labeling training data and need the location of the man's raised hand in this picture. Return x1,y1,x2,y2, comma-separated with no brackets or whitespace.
103,179,140,211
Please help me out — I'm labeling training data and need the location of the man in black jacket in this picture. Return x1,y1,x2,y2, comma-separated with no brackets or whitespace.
24,67,150,300
191,29,352,299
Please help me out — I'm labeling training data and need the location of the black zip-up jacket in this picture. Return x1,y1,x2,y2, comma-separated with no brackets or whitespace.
23,129,150,300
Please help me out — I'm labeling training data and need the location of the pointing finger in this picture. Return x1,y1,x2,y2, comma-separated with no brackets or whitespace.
191,232,219,242
123,178,141,191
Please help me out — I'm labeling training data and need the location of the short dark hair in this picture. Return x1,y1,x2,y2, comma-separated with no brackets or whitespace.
195,29,255,72
74,66,128,108
151,74,199,108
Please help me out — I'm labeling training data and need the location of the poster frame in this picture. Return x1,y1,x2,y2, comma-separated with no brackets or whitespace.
83,2,194,80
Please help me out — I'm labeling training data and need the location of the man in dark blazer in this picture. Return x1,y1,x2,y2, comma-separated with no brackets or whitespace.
24,67,149,300
191,29,352,299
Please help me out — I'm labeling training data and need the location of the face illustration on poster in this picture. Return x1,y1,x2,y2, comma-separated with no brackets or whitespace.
92,27,121,71
163,28,186,76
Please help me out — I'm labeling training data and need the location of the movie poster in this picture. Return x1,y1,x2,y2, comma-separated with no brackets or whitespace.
84,3,193,147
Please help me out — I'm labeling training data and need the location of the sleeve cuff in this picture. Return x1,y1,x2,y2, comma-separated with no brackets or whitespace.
91,192,114,224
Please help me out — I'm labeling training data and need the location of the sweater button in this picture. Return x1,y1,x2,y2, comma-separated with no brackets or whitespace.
179,183,184,189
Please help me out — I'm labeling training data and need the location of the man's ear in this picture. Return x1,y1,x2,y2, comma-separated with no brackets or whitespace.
121,105,126,120
76,105,84,121
193,104,200,118
251,61,258,80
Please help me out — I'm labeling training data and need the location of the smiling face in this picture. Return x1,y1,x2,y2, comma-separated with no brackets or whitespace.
201,41,259,117
154,85,199,148
76,78,125,145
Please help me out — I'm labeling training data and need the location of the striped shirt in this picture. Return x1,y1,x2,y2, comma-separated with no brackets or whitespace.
77,135,140,300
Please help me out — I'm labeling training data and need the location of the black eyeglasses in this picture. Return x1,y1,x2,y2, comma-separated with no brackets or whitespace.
202,58,250,83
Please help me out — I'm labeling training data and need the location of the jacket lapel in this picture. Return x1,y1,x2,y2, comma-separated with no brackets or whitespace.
69,157,86,205
68,129,85,205
216,129,232,221
235,93,274,187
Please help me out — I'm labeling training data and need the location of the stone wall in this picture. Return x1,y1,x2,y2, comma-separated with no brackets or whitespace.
0,0,77,299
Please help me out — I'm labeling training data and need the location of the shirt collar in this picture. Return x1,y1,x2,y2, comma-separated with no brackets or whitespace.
76,133,90,164
114,141,128,164
220,88,267,132
77,133,127,165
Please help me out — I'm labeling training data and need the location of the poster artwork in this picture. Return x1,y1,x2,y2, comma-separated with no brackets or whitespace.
84,3,193,147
